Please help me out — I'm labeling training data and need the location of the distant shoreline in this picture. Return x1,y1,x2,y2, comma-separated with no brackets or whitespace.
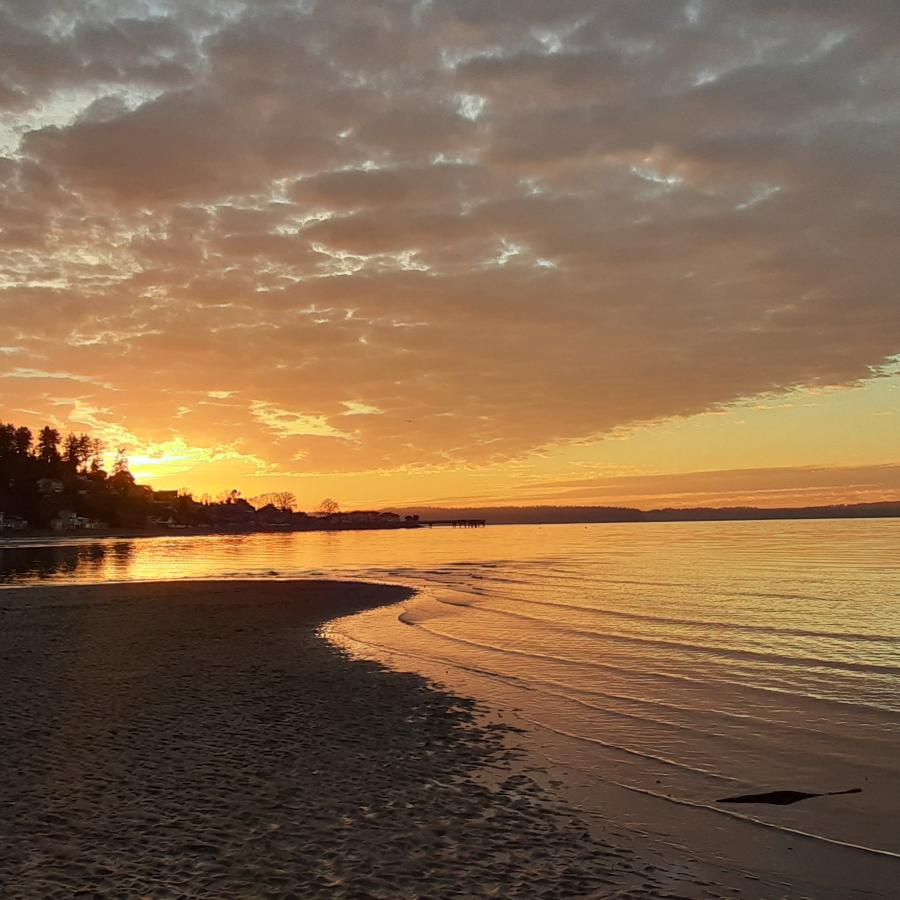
0,521,420,543
386,500,900,526
3,505,899,545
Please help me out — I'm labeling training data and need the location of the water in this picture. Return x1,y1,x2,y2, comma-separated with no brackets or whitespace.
2,520,899,893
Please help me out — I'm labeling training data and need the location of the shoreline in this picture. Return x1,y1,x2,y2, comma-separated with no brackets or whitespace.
0,578,727,898
5,512,900,548
0,523,422,544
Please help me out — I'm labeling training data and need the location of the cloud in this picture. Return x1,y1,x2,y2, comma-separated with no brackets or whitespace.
0,0,898,493
250,401,354,440
341,401,383,416
525,464,900,506
1,367,117,390
0,7,200,113
401,461,900,509
288,162,491,210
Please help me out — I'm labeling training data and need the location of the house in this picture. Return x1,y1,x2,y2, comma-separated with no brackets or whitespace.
149,515,177,527
37,477,64,496
0,512,28,531
322,510,405,529
50,511,103,531
50,511,76,531
209,497,256,528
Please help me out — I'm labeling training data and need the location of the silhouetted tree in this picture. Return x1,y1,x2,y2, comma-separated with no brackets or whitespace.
0,423,15,458
64,433,78,466
0,422,16,459
112,448,129,476
273,491,297,512
317,498,340,516
89,438,105,475
250,491,297,512
37,426,62,464
64,433,92,470
108,448,135,493
14,426,32,456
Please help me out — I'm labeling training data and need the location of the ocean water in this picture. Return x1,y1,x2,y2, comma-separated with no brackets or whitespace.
2,520,898,893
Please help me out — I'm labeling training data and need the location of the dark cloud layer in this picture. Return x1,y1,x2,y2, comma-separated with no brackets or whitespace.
1,0,899,476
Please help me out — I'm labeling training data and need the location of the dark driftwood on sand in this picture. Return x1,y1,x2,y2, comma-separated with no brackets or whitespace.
717,788,861,806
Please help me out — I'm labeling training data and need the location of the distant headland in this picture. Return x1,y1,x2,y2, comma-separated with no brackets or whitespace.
383,502,900,525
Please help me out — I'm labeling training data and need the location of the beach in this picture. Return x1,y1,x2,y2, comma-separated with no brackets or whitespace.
0,578,731,899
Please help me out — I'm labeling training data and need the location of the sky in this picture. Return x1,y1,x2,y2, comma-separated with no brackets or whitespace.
1,0,898,510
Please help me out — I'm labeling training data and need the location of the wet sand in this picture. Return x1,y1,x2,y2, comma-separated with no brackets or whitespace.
1,580,767,897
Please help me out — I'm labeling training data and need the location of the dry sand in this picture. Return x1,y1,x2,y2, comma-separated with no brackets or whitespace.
1,580,732,898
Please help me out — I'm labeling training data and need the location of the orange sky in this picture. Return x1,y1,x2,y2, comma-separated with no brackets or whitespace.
1,2,899,511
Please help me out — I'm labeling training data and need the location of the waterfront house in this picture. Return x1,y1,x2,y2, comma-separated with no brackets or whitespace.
0,512,29,531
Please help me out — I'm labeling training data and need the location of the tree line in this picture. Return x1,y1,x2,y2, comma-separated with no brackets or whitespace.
0,421,153,528
0,419,362,533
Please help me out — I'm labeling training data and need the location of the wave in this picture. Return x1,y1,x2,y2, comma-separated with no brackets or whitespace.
429,595,900,674
454,589,899,645
397,614,900,714
511,713,740,782
333,614,898,762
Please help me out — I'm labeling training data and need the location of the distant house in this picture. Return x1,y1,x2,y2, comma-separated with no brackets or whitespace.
37,478,64,496
0,512,28,531
149,515,177,527
153,490,180,504
323,510,405,528
256,504,294,526
50,511,103,531
209,498,256,528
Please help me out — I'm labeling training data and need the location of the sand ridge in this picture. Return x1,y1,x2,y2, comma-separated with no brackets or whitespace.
1,580,728,898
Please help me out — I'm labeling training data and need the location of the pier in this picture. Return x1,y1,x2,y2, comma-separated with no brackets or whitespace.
420,519,486,528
